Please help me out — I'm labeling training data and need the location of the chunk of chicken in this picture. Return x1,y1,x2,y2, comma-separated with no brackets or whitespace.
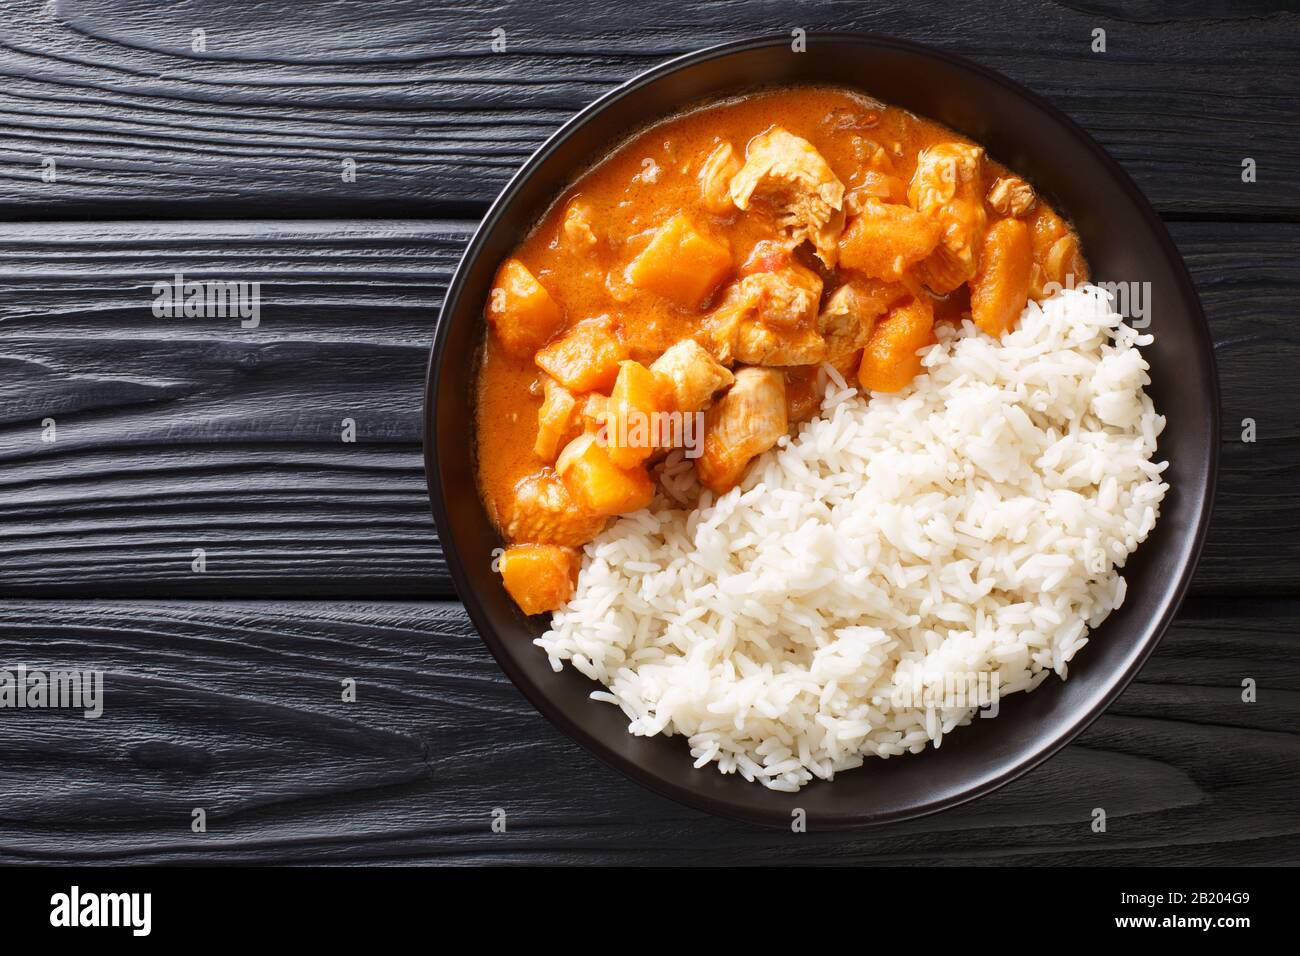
729,128,846,267
534,377,580,463
649,339,734,412
908,143,988,293
986,175,1036,218
698,142,742,215
501,471,608,547
744,259,823,329
817,278,908,373
560,198,599,251
709,254,826,366
731,322,827,368
697,367,789,493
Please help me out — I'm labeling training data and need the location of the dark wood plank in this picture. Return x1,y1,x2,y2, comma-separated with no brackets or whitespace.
1182,220,1300,594
1,0,1295,217
0,219,465,597
0,597,1294,864
1,219,1296,598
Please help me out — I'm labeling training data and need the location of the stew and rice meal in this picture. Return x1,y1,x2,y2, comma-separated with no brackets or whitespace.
473,86,1168,791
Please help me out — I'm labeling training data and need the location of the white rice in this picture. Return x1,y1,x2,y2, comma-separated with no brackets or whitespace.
537,285,1168,791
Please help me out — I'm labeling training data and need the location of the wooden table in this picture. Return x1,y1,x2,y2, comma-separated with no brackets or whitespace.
1,0,1296,865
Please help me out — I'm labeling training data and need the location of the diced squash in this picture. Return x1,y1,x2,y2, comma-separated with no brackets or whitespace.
499,544,579,616
605,360,671,469
1025,205,1088,298
487,258,565,358
626,214,732,308
501,471,607,547
534,377,579,463
1029,208,1068,298
1031,207,1068,253
535,317,628,392
857,296,936,393
556,434,654,517
971,218,1034,337
838,200,941,282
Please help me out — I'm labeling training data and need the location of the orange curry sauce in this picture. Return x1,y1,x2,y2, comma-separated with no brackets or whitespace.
474,86,1086,614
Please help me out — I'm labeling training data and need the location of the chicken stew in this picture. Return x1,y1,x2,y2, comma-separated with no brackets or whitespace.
475,86,1088,615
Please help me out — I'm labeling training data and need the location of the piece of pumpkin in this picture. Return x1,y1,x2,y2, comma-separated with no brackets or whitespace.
857,296,936,393
556,434,654,517
605,360,671,469
499,544,579,616
535,317,628,392
838,200,941,282
1028,207,1087,298
487,258,565,358
971,218,1034,337
626,214,732,308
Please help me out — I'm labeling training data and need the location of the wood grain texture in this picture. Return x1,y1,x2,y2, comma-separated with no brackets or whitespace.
0,0,1295,217
1,219,1295,597
0,0,1295,868
0,220,464,597
0,598,1294,865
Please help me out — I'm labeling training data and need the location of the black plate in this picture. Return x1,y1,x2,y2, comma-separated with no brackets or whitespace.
424,33,1219,827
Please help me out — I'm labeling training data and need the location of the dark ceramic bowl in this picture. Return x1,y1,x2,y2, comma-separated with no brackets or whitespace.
425,33,1218,827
